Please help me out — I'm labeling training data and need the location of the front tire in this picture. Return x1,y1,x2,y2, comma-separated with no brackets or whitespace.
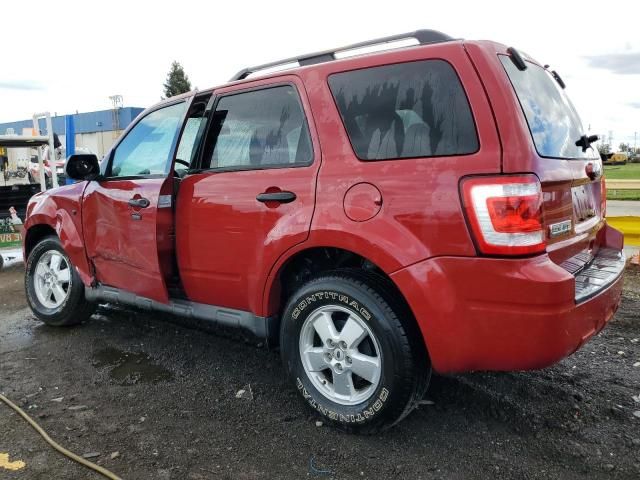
280,271,430,433
25,235,96,326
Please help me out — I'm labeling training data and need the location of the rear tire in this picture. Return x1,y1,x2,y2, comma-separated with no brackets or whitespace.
25,235,96,326
280,270,430,433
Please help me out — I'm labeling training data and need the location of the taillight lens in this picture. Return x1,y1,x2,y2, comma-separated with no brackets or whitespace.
461,175,545,255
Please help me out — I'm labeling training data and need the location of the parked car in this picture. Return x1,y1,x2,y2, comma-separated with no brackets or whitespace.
21,30,624,433
28,155,63,186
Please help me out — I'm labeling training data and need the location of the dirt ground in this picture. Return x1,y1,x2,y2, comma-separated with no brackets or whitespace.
1,264,639,480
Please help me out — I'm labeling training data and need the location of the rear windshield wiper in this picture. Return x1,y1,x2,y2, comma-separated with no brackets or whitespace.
575,134,599,152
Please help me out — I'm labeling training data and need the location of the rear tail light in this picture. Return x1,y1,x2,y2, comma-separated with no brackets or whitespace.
461,175,545,256
600,176,607,218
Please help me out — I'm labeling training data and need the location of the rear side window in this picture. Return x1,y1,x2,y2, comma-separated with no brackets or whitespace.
328,60,478,160
202,85,313,170
500,56,597,160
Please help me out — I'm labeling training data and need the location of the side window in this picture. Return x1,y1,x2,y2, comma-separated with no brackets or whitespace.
109,102,186,177
202,85,312,170
176,118,203,165
328,60,478,160
174,96,210,176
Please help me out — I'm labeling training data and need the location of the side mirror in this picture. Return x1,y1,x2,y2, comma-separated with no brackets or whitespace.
65,154,101,181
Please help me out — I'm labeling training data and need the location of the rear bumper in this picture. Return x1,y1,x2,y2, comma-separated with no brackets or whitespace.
391,225,625,373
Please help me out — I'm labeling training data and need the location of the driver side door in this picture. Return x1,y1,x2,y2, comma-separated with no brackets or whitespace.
82,100,189,303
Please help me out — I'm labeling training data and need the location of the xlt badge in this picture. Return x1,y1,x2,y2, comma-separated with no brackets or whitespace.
549,219,572,238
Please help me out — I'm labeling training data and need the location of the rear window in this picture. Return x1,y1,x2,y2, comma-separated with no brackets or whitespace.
500,56,598,160
328,60,478,161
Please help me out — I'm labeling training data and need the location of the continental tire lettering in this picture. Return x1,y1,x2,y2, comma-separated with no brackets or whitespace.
294,292,373,323
359,307,371,321
293,292,372,324
296,378,391,424
380,387,389,401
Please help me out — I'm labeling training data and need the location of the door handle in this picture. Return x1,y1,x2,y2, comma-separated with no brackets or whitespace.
256,191,297,204
128,197,151,208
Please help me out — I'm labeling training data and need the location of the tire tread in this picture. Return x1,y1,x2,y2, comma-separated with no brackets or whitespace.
25,235,96,327
281,268,431,433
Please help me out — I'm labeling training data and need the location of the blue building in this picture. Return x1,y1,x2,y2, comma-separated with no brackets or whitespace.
0,107,144,158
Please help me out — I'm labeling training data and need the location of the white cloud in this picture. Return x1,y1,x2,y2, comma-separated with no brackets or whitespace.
584,52,640,75
1,0,639,145
0,80,44,91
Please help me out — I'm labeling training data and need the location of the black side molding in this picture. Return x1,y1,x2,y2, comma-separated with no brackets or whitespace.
85,285,280,347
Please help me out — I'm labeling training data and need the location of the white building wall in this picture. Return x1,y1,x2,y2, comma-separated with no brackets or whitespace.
4,129,124,171
75,130,123,158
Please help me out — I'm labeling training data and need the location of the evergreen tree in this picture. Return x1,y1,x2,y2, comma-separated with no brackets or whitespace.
163,61,192,98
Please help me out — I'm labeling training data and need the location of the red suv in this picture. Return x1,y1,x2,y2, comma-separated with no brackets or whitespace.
22,30,625,432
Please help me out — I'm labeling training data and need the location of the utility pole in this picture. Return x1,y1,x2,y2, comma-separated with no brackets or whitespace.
609,130,614,151
109,95,123,141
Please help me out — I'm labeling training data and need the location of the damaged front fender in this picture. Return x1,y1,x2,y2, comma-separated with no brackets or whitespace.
23,182,93,286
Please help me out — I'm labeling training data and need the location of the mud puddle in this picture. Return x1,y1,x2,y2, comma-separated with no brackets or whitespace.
92,347,173,385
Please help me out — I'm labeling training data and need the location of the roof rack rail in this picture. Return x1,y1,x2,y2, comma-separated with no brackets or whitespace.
229,29,455,81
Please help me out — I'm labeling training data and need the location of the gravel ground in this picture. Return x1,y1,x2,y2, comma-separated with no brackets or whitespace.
1,264,639,479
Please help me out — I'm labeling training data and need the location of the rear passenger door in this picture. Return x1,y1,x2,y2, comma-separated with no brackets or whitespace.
176,77,321,314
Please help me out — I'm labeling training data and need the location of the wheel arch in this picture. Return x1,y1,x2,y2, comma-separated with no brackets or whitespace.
263,245,429,353
23,223,57,259
23,189,93,287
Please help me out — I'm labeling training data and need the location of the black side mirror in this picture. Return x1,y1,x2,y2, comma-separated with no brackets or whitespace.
65,154,101,181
